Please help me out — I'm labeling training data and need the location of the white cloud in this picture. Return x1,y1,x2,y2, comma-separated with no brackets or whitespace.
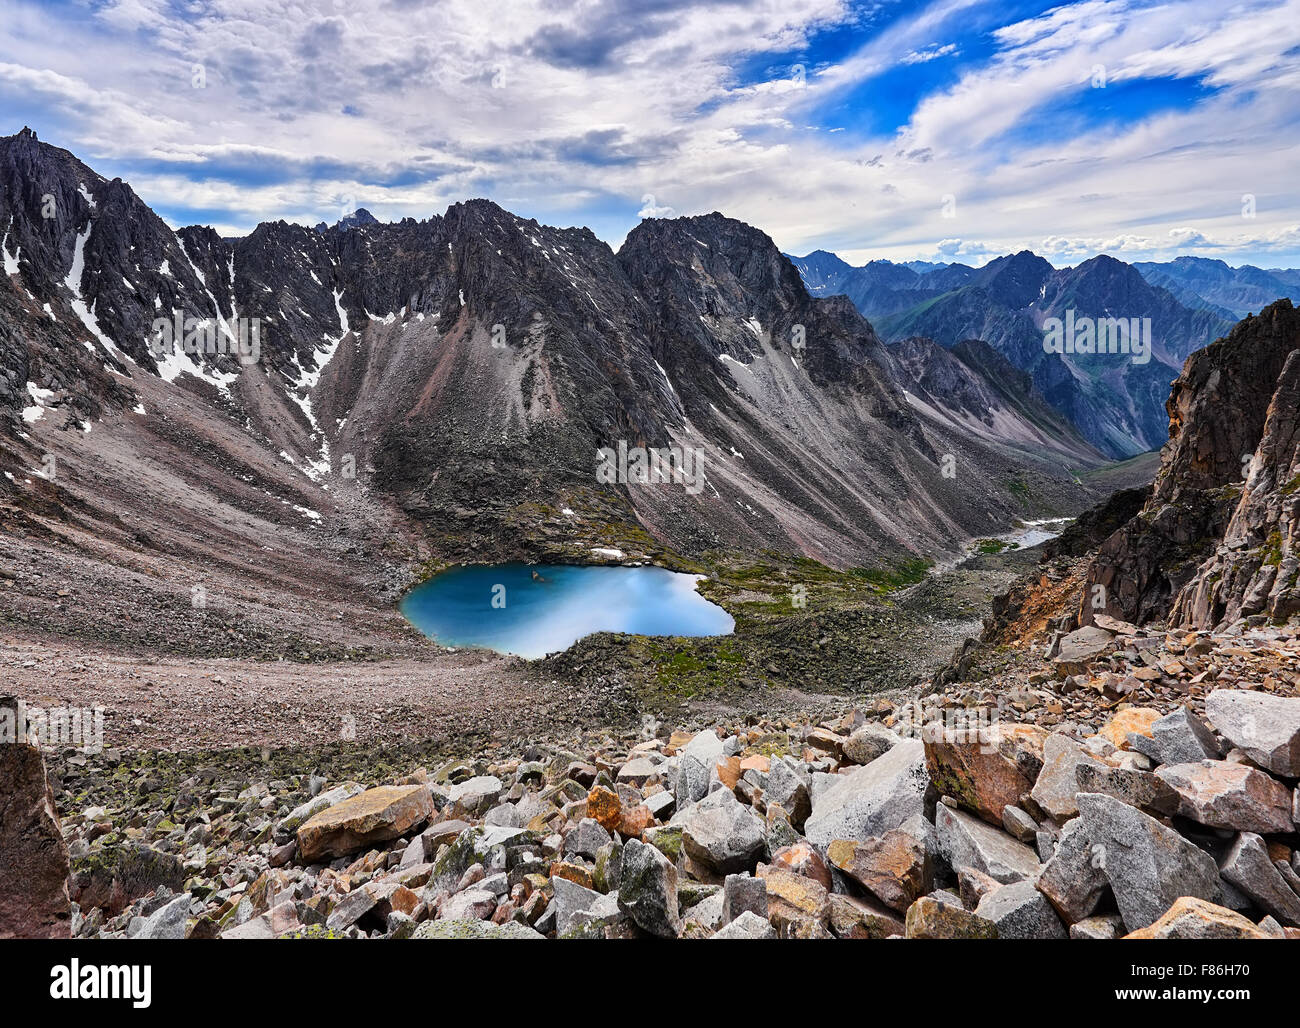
637,193,675,218
901,42,959,65
0,0,1295,269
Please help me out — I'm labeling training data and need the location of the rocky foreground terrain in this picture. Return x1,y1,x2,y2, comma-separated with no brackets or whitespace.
3,132,1298,942
2,611,1295,941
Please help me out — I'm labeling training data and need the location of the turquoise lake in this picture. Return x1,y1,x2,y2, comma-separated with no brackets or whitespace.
399,563,735,659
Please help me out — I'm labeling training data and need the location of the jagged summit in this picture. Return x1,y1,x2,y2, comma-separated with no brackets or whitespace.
2,130,1120,570
1083,298,1300,628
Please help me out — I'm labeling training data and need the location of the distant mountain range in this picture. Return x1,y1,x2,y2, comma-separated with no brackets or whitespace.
1,127,1128,574
790,249,1297,458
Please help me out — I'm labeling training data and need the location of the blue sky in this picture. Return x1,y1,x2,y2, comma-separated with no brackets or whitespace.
2,0,1299,267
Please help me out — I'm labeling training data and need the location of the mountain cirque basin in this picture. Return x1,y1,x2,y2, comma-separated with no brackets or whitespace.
400,564,735,659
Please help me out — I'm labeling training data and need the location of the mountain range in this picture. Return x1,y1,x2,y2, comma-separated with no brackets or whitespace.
790,250,1298,459
1,126,1129,579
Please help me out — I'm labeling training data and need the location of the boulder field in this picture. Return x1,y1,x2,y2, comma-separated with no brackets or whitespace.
34,617,1300,941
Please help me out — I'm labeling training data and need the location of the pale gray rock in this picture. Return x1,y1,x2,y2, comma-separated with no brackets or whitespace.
680,730,725,765
1150,706,1222,765
974,880,1067,939
563,818,612,860
413,918,544,939
765,757,811,826
711,909,777,939
1218,832,1300,927
552,876,606,935
483,802,523,827
1076,792,1223,931
1257,915,1287,938
682,891,725,931
842,724,899,766
1204,689,1300,776
1030,733,1103,821
644,790,675,820
446,775,503,812
1125,732,1163,763
220,916,275,940
804,739,928,847
128,893,190,940
1155,759,1295,833
935,804,1041,884
1035,818,1108,924
722,873,768,925
1002,805,1038,844
1069,913,1124,939
674,786,766,874
674,755,711,807
439,887,496,922
617,756,664,786
1052,625,1116,673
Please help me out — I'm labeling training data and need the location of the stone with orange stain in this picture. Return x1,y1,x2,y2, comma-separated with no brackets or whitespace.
764,869,830,931
386,884,421,917
297,785,434,862
805,728,845,757
768,840,832,889
827,828,933,913
715,756,742,790
1097,707,1161,750
924,723,1047,826
550,861,595,889
740,754,770,774
617,804,653,840
1123,897,1270,939
585,786,623,833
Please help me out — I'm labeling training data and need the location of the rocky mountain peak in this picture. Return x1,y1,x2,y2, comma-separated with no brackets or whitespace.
337,207,378,230
971,250,1053,308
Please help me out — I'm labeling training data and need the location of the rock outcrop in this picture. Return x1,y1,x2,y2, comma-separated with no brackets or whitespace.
0,696,71,938
1081,299,1300,629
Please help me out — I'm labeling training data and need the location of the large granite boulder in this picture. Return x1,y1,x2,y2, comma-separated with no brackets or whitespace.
1204,689,1300,776
674,786,766,875
974,880,1067,939
297,785,435,862
1035,817,1108,924
1218,832,1300,927
1124,897,1272,940
934,804,1041,884
618,838,681,937
924,723,1046,826
1030,733,1104,822
804,739,928,847
1155,759,1294,833
827,815,934,913
1075,792,1223,931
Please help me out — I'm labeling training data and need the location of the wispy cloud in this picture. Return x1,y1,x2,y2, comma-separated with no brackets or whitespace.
0,0,1296,267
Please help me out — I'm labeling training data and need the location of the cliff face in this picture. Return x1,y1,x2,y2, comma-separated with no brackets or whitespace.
1081,299,1300,628
1171,346,1300,625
